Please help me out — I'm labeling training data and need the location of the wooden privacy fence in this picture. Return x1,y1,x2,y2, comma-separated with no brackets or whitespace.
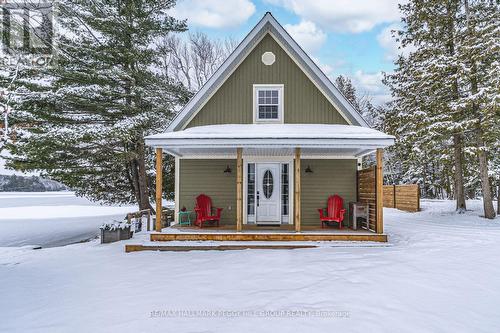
383,184,420,212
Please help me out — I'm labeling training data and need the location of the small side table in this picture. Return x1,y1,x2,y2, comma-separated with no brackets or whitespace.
349,202,368,230
178,211,192,226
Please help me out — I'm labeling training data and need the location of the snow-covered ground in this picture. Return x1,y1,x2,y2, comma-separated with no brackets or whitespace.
0,199,499,332
0,192,137,247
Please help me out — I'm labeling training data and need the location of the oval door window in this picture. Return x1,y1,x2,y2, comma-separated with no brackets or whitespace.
263,170,274,199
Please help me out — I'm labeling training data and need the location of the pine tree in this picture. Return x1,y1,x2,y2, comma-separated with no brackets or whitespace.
384,0,499,217
385,0,471,210
0,0,54,144
454,0,499,218
7,0,189,210
335,75,362,112
335,75,378,125
334,75,395,172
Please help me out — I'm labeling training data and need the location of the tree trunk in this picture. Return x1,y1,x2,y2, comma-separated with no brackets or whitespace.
444,168,451,199
453,134,467,212
445,2,466,213
136,140,152,211
422,163,427,198
125,159,141,206
476,129,496,219
128,159,142,207
463,0,495,219
497,182,500,214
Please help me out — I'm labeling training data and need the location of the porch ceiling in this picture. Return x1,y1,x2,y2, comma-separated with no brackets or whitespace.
161,147,373,158
145,124,394,158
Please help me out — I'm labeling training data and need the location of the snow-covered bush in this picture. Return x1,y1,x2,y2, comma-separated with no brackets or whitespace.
100,220,130,231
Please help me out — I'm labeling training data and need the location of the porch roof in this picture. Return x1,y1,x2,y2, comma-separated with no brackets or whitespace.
145,124,395,158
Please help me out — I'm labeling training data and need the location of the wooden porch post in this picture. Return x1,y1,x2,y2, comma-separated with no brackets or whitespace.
294,148,301,232
155,147,163,232
376,148,384,234
236,148,243,232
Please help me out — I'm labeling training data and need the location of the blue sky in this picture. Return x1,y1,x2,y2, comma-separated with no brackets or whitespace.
170,0,406,105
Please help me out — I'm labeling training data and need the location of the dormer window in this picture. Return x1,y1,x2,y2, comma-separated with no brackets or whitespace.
253,84,283,123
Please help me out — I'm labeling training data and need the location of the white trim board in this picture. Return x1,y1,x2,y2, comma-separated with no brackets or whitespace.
176,155,362,160
243,158,294,226
174,156,180,224
166,12,369,132
147,138,394,149
266,32,353,126
180,32,270,131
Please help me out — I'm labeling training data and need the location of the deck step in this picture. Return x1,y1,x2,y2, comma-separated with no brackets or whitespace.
125,244,317,252
150,233,387,242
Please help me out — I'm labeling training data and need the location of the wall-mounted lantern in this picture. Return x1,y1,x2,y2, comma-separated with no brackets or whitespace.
305,165,313,173
223,165,232,174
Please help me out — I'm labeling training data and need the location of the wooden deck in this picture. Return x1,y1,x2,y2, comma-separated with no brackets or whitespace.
149,224,387,242
151,233,386,242
169,224,374,232
125,244,317,252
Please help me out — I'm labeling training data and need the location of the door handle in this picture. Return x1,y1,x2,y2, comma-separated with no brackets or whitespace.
257,191,260,207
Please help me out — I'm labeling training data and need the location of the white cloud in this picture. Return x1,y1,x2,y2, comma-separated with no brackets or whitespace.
310,56,334,78
170,0,256,28
353,70,384,93
377,23,414,61
267,0,402,33
317,61,334,77
284,20,326,54
352,70,391,105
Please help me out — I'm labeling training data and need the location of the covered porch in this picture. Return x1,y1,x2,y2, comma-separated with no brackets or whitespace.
145,124,394,242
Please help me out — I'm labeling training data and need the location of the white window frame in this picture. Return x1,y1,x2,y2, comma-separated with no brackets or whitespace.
253,84,284,123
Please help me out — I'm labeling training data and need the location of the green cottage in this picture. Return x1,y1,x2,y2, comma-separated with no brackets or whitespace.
145,13,394,242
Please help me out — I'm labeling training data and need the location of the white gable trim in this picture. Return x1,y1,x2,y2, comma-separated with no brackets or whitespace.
167,12,369,132
169,17,270,132
180,32,269,130
180,32,353,128
267,32,353,125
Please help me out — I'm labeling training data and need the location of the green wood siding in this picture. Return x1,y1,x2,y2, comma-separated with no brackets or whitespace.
178,159,356,227
300,159,357,226
186,33,348,128
179,159,236,226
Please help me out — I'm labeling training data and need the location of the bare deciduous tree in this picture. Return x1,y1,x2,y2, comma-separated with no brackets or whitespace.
157,32,238,92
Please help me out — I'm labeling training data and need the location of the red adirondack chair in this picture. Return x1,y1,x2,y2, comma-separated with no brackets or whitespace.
194,194,223,228
318,195,346,228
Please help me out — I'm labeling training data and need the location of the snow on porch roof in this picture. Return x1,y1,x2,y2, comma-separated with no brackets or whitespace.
145,124,395,151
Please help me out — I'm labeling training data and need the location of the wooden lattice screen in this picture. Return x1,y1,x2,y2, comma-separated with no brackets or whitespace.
357,167,377,231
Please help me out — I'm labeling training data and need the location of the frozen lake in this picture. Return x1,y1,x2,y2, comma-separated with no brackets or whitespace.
0,192,136,247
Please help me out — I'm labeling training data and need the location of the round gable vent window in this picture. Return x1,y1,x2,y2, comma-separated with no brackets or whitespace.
261,51,276,66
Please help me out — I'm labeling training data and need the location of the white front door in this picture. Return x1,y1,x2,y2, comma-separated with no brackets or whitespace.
256,163,281,223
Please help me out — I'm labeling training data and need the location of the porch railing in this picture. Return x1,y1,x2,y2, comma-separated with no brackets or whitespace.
126,209,152,231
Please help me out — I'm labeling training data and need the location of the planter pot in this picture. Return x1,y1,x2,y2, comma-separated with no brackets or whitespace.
101,226,132,244
119,226,133,240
